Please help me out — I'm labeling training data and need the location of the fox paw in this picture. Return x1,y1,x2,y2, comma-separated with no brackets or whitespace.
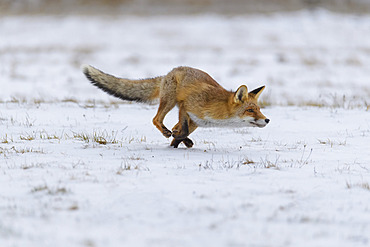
170,139,181,148
162,128,172,138
172,130,188,140
182,138,193,148
170,138,193,148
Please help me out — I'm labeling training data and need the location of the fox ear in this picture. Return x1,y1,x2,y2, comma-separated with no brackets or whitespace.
248,85,265,100
234,85,248,103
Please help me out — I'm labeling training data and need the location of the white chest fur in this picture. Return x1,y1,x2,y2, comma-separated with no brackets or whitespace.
188,112,255,128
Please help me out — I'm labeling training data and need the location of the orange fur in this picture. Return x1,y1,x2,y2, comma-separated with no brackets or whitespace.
82,65,269,148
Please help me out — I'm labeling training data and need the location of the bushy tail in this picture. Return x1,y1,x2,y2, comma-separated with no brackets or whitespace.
81,65,162,103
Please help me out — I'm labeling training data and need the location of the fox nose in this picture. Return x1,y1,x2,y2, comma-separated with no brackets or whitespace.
265,119,270,124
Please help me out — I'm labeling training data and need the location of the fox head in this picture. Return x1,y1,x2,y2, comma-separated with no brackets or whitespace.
232,85,270,128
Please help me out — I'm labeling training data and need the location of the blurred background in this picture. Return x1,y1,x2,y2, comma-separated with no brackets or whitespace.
1,0,369,107
2,0,370,15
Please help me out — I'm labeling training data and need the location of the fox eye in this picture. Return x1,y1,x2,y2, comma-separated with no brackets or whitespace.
246,109,254,113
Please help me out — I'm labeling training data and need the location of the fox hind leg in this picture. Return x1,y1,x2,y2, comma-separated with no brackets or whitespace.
152,98,176,138
152,77,177,138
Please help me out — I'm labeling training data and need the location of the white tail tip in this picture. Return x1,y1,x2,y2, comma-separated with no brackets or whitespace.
80,64,91,73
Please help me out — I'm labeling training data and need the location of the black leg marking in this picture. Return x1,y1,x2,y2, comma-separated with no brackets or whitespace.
170,137,193,148
162,126,172,138
172,119,189,139
182,138,193,148
170,138,182,148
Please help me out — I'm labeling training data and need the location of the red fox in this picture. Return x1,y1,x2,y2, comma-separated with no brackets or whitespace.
82,65,269,148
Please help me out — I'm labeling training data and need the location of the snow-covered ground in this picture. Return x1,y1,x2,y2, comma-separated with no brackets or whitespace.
1,102,369,247
0,10,370,247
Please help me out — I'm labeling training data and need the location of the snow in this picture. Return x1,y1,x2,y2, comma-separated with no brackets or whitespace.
1,11,370,106
0,10,370,247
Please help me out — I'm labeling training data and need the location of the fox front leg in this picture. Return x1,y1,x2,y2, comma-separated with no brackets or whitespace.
172,104,191,140
172,119,189,140
171,116,198,148
170,137,194,148
171,122,193,148
171,109,192,148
